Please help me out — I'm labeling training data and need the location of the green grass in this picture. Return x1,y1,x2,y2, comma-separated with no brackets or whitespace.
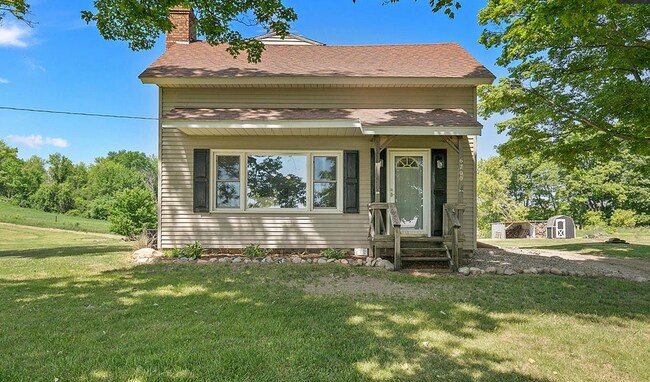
485,228,650,260
0,199,111,234
1,224,649,381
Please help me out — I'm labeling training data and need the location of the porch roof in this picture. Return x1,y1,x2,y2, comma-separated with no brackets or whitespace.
162,108,483,136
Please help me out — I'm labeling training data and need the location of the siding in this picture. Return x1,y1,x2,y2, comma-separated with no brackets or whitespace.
160,86,477,250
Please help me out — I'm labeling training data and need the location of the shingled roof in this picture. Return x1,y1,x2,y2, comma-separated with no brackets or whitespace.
163,108,482,128
140,42,495,80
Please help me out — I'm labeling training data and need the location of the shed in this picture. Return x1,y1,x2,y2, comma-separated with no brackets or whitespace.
491,221,547,239
546,215,576,239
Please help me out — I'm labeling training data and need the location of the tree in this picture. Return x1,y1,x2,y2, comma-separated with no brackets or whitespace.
0,140,22,198
0,1,30,24
109,187,157,237
477,156,529,235
478,1,650,163
46,153,74,184
12,156,46,206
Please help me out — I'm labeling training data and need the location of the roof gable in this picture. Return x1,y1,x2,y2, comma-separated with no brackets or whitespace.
254,32,324,46
140,41,495,85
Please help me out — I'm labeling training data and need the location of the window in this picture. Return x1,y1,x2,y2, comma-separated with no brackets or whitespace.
247,155,307,209
212,151,341,212
313,156,337,209
215,155,241,208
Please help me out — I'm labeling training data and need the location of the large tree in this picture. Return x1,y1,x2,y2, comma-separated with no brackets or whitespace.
478,1,650,163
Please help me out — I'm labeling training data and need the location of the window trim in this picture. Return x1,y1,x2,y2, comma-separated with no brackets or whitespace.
210,150,343,214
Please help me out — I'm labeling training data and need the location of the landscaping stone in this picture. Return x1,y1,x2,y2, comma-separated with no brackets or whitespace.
496,268,505,275
469,267,481,275
232,257,242,263
197,259,208,264
458,267,470,276
327,258,336,263
504,268,517,276
384,261,395,271
291,256,302,264
132,248,164,259
318,258,328,264
340,259,349,265
550,267,562,275
485,267,497,274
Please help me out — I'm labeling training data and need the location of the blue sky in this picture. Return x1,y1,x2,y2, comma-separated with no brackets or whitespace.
0,0,508,164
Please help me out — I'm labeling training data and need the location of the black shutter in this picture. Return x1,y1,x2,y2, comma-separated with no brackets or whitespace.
369,148,387,203
343,150,359,213
193,149,210,213
431,149,447,236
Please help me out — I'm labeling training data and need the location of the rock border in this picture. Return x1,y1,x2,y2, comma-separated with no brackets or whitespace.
457,265,647,283
132,249,395,271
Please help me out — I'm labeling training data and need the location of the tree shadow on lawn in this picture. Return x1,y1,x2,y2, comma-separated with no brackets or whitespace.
0,245,129,259
1,263,649,381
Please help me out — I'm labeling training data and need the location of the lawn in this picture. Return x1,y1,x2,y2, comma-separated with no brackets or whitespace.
484,229,650,260
0,199,111,234
1,224,649,381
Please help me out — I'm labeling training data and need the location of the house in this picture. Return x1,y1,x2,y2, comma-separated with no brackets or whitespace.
140,8,495,270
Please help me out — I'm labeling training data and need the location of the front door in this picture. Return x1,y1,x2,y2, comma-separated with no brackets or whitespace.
556,219,566,238
388,150,430,236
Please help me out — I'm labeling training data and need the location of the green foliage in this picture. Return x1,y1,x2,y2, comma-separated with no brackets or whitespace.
108,188,157,237
242,244,270,257
29,183,76,213
478,150,650,231
477,156,529,233
478,1,650,162
320,248,347,259
0,140,22,199
170,241,204,259
583,211,607,228
81,0,297,63
0,1,30,24
609,209,637,228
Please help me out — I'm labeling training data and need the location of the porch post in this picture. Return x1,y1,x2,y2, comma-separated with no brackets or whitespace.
457,135,464,205
373,135,382,246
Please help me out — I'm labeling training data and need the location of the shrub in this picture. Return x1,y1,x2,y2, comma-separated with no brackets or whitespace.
320,248,347,259
583,210,607,227
108,188,157,237
609,209,637,228
133,228,156,250
170,241,204,259
242,244,269,257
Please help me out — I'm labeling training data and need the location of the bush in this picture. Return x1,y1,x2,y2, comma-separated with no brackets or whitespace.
320,248,347,259
108,188,157,237
609,209,637,228
583,210,607,227
242,244,269,257
170,241,203,259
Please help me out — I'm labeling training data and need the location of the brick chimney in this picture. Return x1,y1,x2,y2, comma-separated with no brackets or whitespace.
166,7,197,49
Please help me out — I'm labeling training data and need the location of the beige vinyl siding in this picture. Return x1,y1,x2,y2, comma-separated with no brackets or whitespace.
160,131,476,250
161,87,476,116
159,86,477,250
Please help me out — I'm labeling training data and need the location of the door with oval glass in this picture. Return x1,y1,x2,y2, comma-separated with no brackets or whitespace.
388,150,431,236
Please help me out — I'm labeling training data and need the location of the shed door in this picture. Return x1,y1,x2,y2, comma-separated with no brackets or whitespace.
556,219,566,238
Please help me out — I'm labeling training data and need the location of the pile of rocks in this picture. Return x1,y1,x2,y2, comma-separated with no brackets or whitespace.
458,266,593,278
132,248,395,271
462,248,649,282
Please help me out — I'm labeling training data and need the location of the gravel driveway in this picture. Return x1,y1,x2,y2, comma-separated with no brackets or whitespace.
466,247,649,282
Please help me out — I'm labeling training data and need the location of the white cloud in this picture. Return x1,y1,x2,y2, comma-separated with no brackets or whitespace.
0,23,31,48
6,134,70,149
0,77,8,84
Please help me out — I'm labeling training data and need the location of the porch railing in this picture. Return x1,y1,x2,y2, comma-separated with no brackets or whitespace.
443,203,464,271
368,202,401,270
